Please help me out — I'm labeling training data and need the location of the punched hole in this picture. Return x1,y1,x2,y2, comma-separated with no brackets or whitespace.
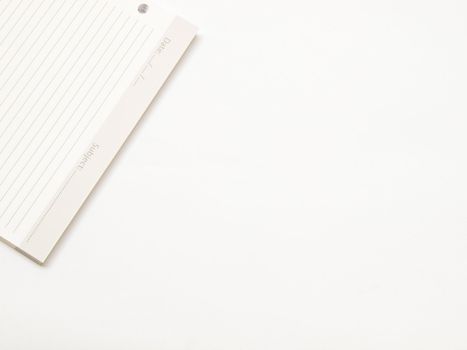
138,4,149,13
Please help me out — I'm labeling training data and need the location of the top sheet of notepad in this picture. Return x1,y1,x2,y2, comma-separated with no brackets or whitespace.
0,0,174,244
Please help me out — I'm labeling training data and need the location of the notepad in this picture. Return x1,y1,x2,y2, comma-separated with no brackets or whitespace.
0,0,197,263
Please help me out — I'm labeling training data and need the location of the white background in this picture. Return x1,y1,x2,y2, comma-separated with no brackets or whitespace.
1,0,467,349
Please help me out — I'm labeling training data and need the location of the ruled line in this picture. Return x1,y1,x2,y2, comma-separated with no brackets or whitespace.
0,2,108,200
0,1,63,84
13,27,155,230
9,24,147,227
0,4,98,193
0,9,122,187
0,0,24,36
0,0,160,238
0,14,128,194
1,20,141,218
24,168,79,243
2,20,143,224
0,0,86,121
0,0,54,79
0,0,42,65
0,0,92,113
0,1,12,21
0,0,33,48
0,3,112,187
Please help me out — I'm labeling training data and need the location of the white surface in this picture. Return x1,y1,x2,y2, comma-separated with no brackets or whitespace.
1,0,467,348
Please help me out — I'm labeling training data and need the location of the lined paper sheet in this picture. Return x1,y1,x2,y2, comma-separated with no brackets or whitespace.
0,0,174,244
